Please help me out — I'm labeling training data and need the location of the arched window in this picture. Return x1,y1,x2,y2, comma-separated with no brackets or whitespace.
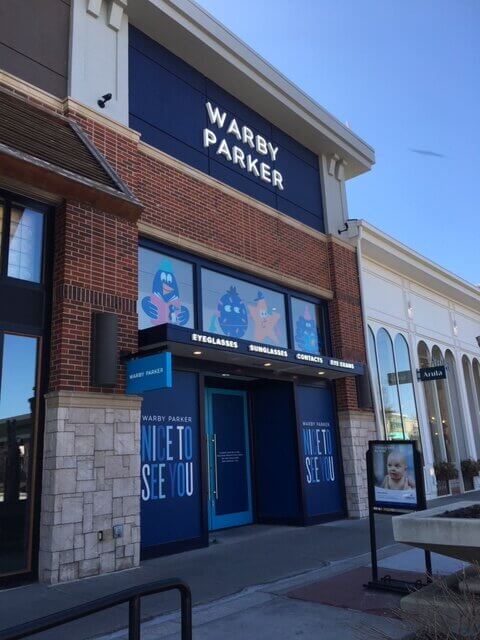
376,328,403,439
431,346,455,464
367,326,383,419
462,355,480,455
445,350,469,461
394,334,421,445
418,341,443,465
473,359,480,410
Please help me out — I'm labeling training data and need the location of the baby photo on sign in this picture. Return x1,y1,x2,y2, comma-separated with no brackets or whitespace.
372,442,417,506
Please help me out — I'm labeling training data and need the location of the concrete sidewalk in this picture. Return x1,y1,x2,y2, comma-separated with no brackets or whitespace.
99,547,414,640
0,515,398,638
0,491,477,639
97,543,468,640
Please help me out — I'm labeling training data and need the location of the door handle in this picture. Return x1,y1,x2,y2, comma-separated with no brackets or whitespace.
205,434,213,500
212,434,219,500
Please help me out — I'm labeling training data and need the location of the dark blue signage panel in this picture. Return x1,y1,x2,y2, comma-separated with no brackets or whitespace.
129,26,324,233
140,371,202,549
126,352,172,394
296,385,344,518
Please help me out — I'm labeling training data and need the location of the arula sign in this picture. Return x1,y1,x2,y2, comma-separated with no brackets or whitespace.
417,365,446,382
203,102,285,191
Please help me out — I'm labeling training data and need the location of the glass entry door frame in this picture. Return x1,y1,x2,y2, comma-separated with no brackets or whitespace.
205,388,253,530
0,189,53,585
0,331,43,584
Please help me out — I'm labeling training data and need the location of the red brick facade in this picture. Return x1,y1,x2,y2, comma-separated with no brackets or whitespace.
49,201,138,392
327,240,366,411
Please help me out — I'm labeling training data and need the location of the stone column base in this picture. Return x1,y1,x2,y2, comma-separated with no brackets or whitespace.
338,410,376,518
38,391,142,584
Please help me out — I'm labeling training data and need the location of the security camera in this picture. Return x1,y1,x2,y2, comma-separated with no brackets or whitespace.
97,93,112,109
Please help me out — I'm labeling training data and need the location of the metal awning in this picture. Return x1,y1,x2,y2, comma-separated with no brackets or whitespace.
0,88,142,219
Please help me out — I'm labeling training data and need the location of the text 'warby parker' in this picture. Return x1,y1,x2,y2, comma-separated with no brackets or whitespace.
203,102,284,191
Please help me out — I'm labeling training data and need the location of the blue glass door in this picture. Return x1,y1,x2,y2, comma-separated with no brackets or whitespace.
205,388,253,530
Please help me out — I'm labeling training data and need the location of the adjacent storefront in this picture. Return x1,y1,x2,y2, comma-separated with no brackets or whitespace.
351,220,480,499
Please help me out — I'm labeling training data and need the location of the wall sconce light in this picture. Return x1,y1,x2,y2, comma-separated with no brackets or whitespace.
453,321,458,336
407,302,413,319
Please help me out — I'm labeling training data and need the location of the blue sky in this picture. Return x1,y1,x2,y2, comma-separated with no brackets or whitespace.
196,0,479,285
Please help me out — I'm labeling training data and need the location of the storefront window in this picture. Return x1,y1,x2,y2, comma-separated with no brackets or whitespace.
418,341,444,464
431,346,456,464
376,328,403,439
0,333,39,575
445,350,469,460
462,355,480,455
201,268,288,347
473,359,480,411
367,326,383,422
394,334,421,444
7,206,44,283
138,247,195,330
291,297,324,354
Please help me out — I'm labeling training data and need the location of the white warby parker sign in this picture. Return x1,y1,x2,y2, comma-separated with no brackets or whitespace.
203,102,285,191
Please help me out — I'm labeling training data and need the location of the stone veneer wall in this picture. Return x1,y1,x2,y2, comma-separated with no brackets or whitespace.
39,391,142,584
338,410,377,518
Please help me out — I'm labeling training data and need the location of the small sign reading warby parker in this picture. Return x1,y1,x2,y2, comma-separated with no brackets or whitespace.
126,352,173,394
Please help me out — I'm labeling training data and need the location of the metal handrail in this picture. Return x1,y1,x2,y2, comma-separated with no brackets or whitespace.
0,577,192,640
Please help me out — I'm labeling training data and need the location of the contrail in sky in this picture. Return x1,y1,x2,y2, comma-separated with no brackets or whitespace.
409,148,446,158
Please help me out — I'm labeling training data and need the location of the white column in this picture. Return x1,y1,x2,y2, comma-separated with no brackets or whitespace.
319,154,349,236
69,0,129,124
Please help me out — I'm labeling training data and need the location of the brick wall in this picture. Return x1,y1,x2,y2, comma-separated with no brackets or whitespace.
49,201,138,393
327,239,367,412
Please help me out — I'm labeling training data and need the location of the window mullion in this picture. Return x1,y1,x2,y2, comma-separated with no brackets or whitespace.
0,199,11,276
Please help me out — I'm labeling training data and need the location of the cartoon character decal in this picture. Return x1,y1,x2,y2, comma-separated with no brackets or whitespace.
248,291,280,344
141,258,190,326
217,286,248,338
295,305,319,353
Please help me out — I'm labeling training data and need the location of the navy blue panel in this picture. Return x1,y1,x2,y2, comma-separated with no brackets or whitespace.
140,371,202,549
130,115,208,173
206,80,272,136
130,26,205,91
275,150,322,215
129,26,324,232
277,197,323,232
271,125,318,167
252,382,301,520
210,160,276,208
129,50,206,149
211,393,249,516
296,385,344,517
